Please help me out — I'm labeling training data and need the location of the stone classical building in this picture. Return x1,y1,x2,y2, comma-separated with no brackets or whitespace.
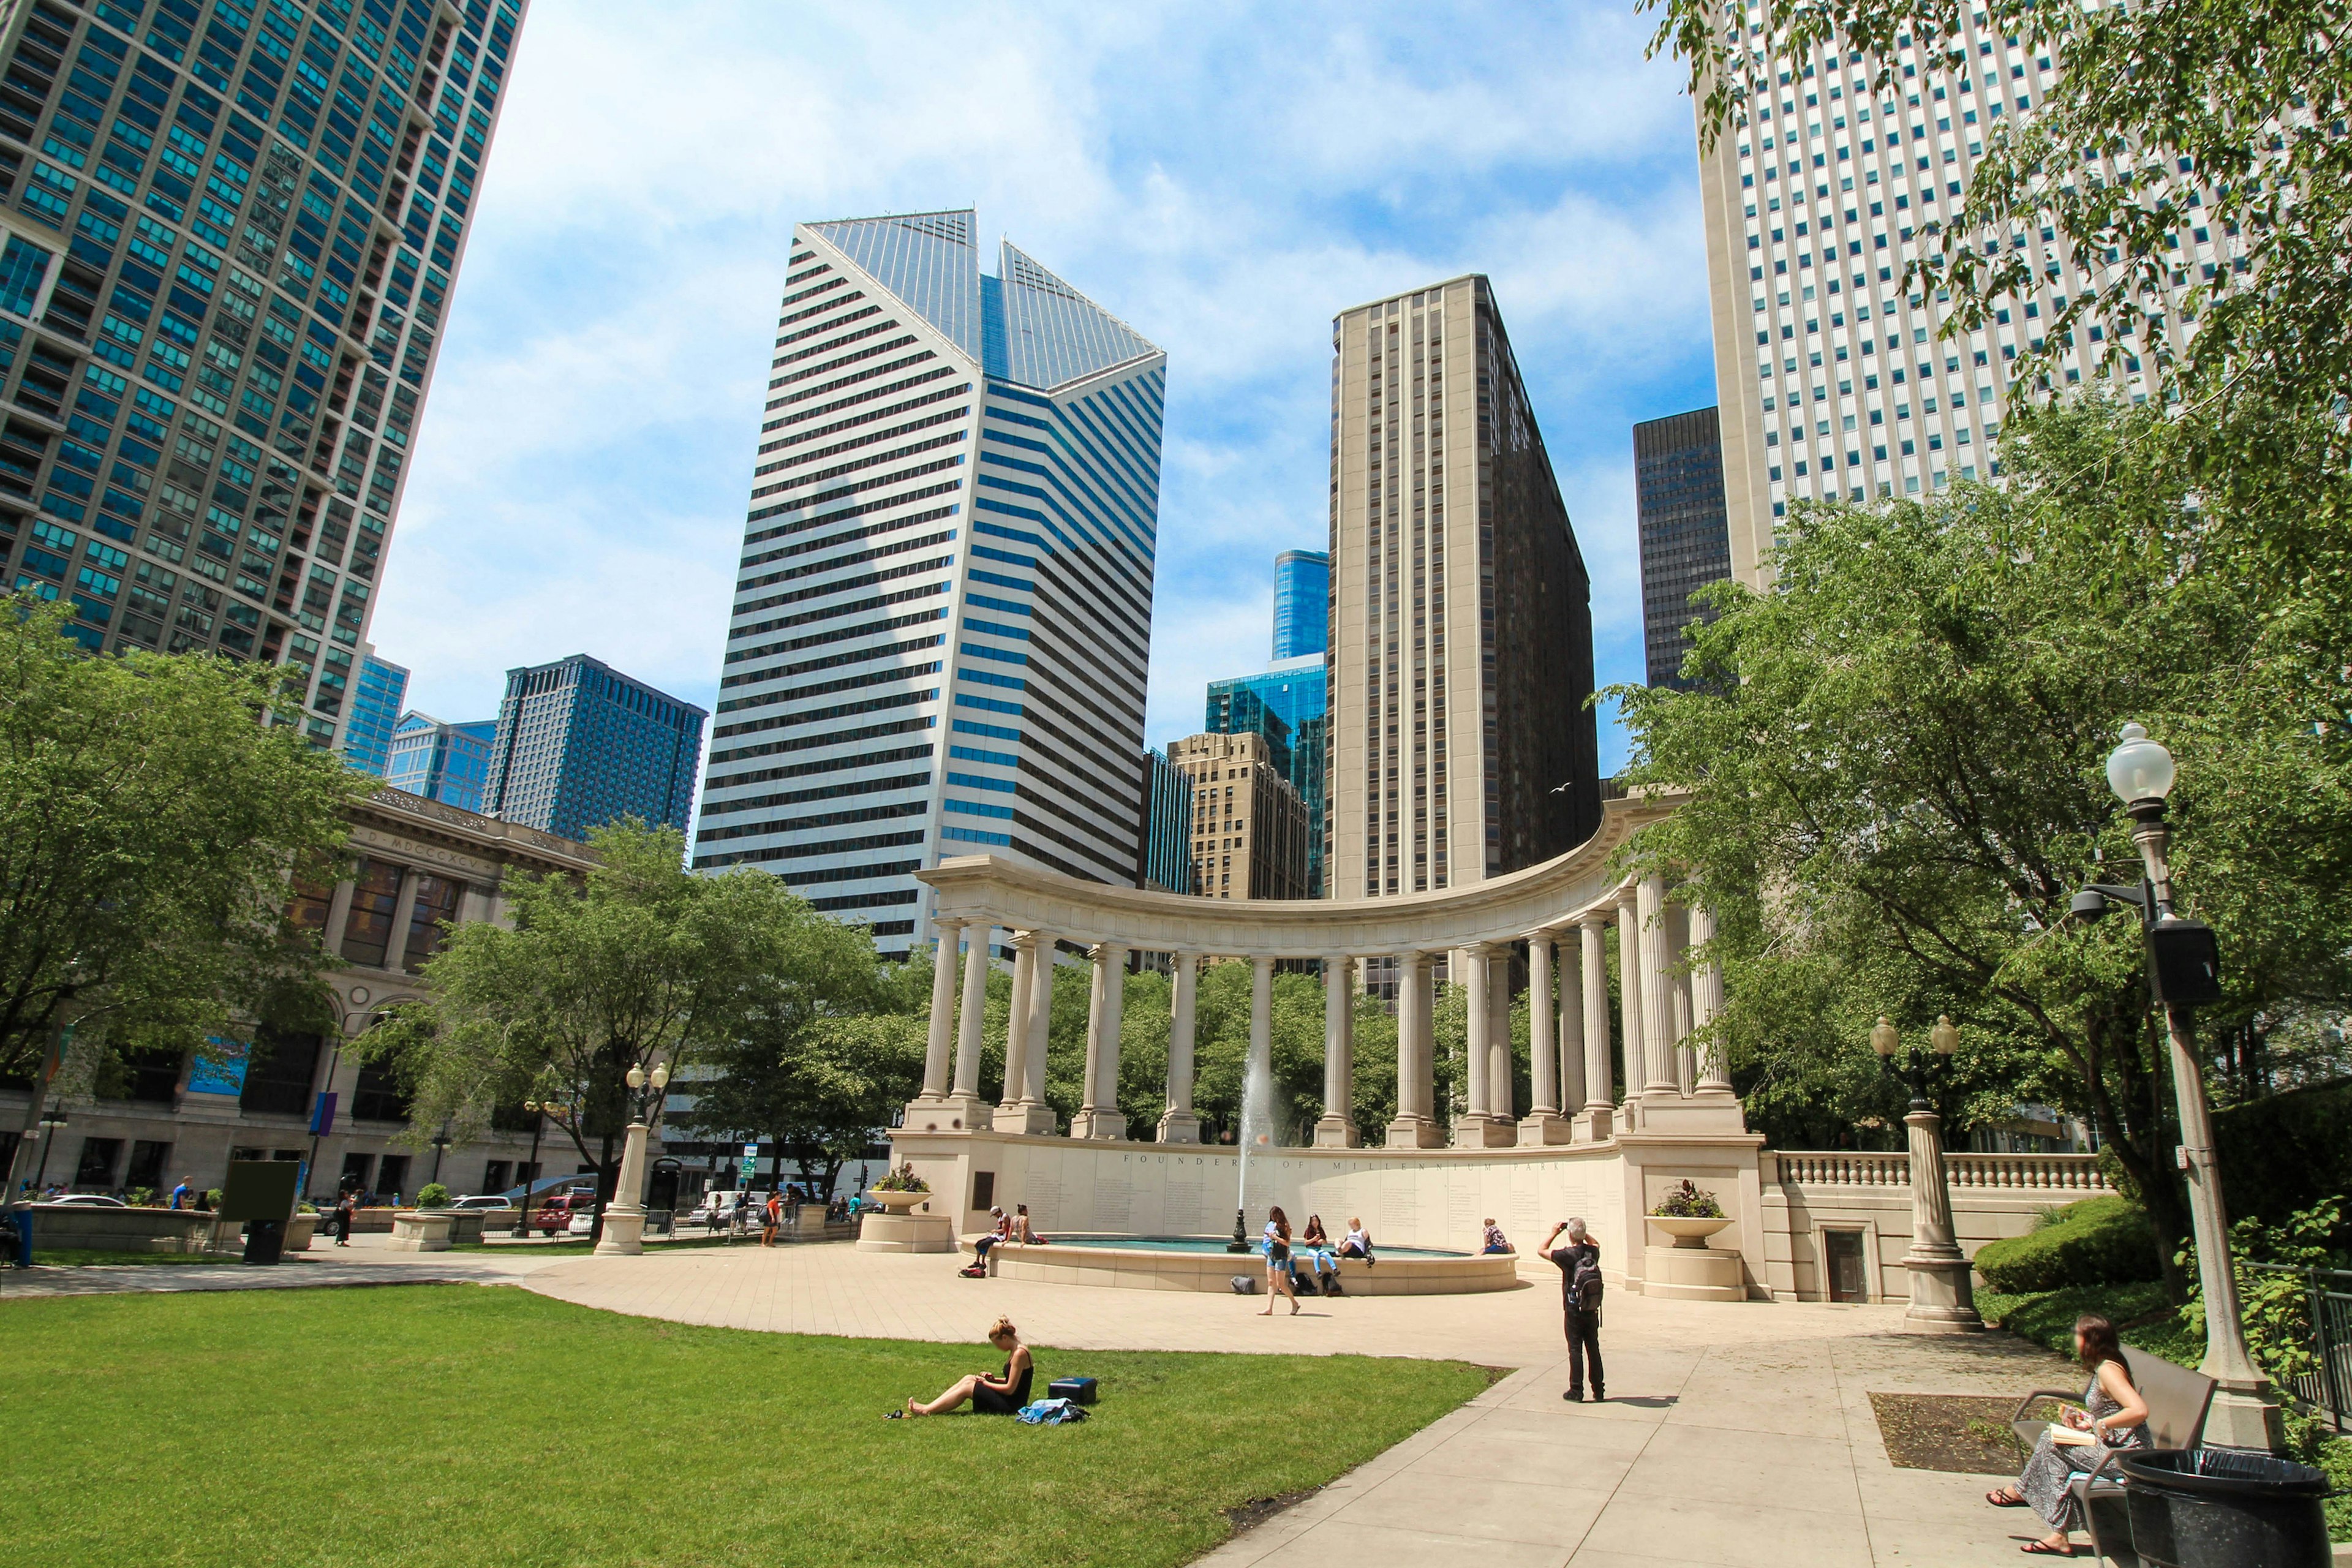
1,787,595,1204
1168,729,1310,901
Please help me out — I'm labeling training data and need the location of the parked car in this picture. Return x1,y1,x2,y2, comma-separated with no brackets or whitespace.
450,1195,515,1212
47,1194,128,1207
692,1189,771,1230
530,1190,600,1237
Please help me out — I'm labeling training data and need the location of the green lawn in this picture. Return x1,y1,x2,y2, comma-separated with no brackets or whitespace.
0,1286,1490,1567
14,1248,239,1267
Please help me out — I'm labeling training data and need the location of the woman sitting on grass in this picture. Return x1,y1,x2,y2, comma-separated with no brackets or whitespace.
899,1317,1034,1417
1986,1313,2148,1556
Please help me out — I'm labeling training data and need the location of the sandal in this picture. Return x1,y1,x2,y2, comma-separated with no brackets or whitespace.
1986,1489,2027,1507
2019,1542,2076,1556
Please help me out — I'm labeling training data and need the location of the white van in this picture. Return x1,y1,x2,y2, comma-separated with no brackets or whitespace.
693,1189,771,1227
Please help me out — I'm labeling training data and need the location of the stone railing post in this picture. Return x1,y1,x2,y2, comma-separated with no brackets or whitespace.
1158,952,1202,1144
1315,955,1358,1147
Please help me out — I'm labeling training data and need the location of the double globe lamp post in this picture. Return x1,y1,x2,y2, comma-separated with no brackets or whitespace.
593,1060,670,1257
1872,1012,1983,1333
2071,723,2282,1452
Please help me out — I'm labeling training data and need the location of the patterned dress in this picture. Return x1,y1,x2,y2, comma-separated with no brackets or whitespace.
2019,1371,2147,1532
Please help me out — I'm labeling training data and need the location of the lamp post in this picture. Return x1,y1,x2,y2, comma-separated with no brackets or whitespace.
2072,722,2282,1451
1872,1015,1983,1333
30,1106,67,1196
593,1059,669,1257
510,1100,548,1240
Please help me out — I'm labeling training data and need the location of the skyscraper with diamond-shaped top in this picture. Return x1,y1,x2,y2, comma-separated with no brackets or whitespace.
695,209,1167,961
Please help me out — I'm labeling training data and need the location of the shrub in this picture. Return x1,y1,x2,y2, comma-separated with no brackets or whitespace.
1974,1195,2160,1294
2214,1080,2352,1243
415,1183,451,1209
1650,1180,1724,1219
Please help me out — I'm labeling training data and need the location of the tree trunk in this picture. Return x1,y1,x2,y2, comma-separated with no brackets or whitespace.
589,1130,616,1244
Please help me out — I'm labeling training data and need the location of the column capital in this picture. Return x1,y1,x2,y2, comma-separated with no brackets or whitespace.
1577,909,1612,932
1088,940,1127,959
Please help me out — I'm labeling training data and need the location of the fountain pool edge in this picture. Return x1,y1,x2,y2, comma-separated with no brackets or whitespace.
970,1237,1525,1295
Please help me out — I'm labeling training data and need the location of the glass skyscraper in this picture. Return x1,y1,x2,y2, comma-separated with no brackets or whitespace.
384,707,489,810
1270,547,1327,660
1633,406,1732,690
693,208,1166,962
339,641,404,772
0,0,525,748
485,653,704,843
1134,745,1191,894
1205,658,1326,897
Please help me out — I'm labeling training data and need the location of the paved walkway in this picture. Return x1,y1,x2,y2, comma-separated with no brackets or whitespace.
522,1243,2067,1567
0,1234,572,1299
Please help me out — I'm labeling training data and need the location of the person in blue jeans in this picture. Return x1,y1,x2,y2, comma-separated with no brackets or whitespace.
1295,1214,1341,1292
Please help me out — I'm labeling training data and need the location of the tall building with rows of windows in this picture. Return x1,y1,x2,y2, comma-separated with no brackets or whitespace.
1270,546,1327,661
0,0,524,745
1205,657,1326,897
384,706,488,809
1633,406,1732,690
1695,13,2188,586
339,639,403,770
484,652,703,843
693,208,1166,962
1325,275,1600,900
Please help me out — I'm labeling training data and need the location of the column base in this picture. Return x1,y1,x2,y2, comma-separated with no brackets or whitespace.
2200,1384,2287,1453
1517,1113,1573,1147
1384,1115,1447,1149
1635,1090,1747,1135
901,1093,993,1135
1155,1109,1202,1145
1452,1114,1518,1148
1575,1107,1614,1143
593,1210,646,1257
992,1101,1056,1136
1312,1115,1360,1148
1901,1254,1984,1333
1068,1109,1127,1140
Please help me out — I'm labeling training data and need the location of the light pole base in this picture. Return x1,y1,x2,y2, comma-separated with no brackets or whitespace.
594,1210,646,1256
2199,1383,2286,1453
1901,1256,1984,1333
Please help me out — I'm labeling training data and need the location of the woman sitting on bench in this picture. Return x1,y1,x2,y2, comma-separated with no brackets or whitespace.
900,1317,1033,1417
1986,1314,2147,1556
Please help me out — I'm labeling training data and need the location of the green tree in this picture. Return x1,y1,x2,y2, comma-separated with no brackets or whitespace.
365,821,880,1233
1613,400,2352,1295
0,593,361,1106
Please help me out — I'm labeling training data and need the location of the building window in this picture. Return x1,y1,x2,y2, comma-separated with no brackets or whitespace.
74,1137,123,1190
339,859,404,968
402,875,464,973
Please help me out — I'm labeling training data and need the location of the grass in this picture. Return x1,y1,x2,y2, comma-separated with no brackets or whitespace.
15,1248,238,1267
0,1285,1490,1567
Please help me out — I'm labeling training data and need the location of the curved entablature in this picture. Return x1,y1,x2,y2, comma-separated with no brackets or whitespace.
919,790,1687,958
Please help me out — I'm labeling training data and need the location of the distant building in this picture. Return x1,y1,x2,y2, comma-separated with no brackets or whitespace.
342,649,409,777
386,712,497,813
1272,549,1330,660
1169,731,1310,900
1205,656,1328,896
485,654,706,842
1135,748,1194,894
1634,407,1733,689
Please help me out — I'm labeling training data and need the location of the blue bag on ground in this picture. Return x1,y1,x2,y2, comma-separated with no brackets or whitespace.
1016,1397,1088,1425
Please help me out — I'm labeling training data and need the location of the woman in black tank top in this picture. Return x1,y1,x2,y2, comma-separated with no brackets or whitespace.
900,1318,1033,1417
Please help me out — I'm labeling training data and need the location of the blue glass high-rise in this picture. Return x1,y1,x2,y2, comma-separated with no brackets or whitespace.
1205,658,1327,897
385,708,491,810
0,0,527,751
485,654,705,842
1271,548,1328,660
340,644,405,774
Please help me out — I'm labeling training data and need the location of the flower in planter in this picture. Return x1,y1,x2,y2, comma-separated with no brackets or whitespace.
1649,1180,1725,1219
870,1163,929,1194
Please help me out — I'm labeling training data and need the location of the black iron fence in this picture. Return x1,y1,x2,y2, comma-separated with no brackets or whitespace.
2244,1261,2352,1431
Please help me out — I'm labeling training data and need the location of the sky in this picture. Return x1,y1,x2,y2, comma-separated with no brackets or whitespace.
369,0,1721,785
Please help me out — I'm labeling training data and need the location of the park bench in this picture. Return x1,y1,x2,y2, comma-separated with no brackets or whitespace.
2008,1344,2215,1567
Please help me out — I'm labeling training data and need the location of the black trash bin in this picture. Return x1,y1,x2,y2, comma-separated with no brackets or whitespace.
2118,1448,2334,1568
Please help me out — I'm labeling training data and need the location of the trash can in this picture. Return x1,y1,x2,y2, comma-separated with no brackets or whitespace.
2117,1448,2334,1568
5,1204,27,1267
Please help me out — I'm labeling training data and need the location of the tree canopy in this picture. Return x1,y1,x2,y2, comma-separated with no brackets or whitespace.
0,592,363,1085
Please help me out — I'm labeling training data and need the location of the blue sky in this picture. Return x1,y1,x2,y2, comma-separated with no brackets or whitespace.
369,1,1720,783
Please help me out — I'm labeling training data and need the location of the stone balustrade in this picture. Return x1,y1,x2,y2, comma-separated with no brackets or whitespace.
1770,1151,2110,1193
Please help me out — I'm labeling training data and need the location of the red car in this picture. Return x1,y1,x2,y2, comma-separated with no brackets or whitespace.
531,1191,599,1237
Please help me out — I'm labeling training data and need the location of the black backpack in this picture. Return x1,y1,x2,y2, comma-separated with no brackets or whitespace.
1570,1249,1604,1310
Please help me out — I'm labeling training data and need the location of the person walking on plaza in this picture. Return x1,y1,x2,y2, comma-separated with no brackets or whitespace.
1258,1206,1300,1316
332,1191,355,1247
1986,1314,2148,1556
1543,1217,1604,1402
761,1191,782,1247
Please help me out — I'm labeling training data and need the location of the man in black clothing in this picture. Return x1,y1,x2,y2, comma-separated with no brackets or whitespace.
1544,1217,1604,1402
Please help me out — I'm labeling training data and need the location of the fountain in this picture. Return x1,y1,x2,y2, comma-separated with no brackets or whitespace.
1224,1048,1276,1252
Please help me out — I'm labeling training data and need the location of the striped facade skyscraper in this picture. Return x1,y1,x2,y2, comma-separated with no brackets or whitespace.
0,0,526,747
693,209,1166,961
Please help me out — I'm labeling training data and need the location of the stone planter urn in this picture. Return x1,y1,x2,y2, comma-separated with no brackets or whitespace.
857,1188,952,1254
864,1187,929,1215
1647,1215,1735,1250
285,1213,320,1252
388,1209,455,1252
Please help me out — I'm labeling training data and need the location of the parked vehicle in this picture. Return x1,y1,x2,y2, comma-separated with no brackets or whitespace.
450,1195,516,1212
47,1194,128,1207
530,1190,600,1237
692,1189,771,1229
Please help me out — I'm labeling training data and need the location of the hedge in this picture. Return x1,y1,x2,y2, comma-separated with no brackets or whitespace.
1973,1195,2162,1294
2214,1079,2352,1242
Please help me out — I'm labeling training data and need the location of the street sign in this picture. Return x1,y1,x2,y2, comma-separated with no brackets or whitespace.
738,1143,758,1185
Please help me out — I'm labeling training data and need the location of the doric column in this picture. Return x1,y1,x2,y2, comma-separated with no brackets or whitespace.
1458,943,1491,1139
1314,955,1358,1147
1528,935,1558,1115
1158,952,1201,1144
1579,915,1613,1140
380,868,421,973
322,878,356,957
1666,900,1695,1095
952,925,991,1101
1690,904,1733,1092
1072,942,1128,1139
1638,874,1678,1093
1023,935,1054,1109
1386,950,1441,1146
993,930,1055,1134
916,918,963,1102
993,932,1037,1129
1486,951,1513,1125
1615,888,1648,1118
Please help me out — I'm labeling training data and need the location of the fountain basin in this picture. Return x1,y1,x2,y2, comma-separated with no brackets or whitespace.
968,1234,1523,1295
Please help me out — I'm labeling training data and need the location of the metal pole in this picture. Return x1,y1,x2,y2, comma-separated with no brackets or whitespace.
511,1112,543,1239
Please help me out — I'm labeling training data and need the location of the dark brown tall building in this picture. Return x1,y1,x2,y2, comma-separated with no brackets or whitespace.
1327,276,1600,897
1634,406,1733,690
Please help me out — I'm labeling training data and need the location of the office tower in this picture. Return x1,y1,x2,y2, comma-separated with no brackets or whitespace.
1271,547,1329,660
1326,276,1600,900
341,643,406,773
1134,747,1193,894
1205,656,1327,896
485,653,704,842
0,0,527,750
385,709,492,810
693,208,1167,960
1697,20,2157,585
1633,407,1733,689
1168,730,1309,900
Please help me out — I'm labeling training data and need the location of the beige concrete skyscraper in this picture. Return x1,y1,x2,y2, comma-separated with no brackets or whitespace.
1325,276,1600,902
